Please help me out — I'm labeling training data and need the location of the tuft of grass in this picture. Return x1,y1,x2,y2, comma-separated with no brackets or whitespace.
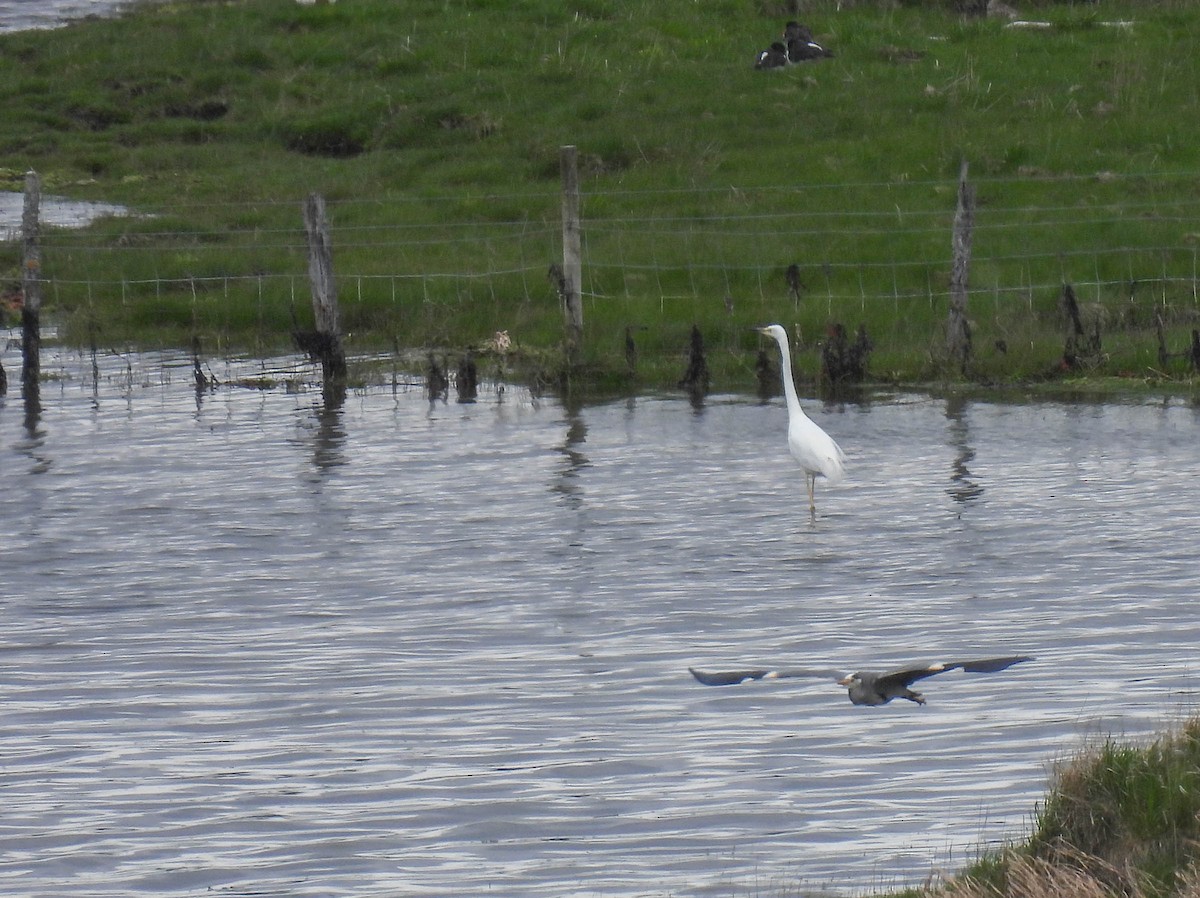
931,719,1200,898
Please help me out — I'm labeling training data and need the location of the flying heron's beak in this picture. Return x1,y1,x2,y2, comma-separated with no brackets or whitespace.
836,675,853,686
752,325,769,335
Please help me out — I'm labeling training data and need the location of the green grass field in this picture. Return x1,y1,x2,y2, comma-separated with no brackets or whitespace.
2,0,1200,391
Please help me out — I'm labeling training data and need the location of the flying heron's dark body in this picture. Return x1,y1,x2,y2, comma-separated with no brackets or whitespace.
689,656,1033,706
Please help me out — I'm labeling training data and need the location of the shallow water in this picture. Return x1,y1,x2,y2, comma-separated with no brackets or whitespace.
0,191,138,241
0,0,129,34
3,347,1199,897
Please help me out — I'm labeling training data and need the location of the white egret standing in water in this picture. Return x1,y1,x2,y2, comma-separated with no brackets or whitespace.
756,324,846,513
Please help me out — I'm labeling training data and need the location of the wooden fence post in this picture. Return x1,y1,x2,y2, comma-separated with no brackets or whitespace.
21,170,42,403
947,159,974,372
301,192,347,387
559,145,584,364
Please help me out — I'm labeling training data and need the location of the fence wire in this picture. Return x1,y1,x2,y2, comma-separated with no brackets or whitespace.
10,169,1200,370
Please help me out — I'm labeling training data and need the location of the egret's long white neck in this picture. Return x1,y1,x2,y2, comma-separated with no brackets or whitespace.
772,330,807,421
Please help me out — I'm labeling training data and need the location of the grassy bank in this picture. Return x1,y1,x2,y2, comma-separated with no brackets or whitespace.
924,719,1200,898
3,0,1200,392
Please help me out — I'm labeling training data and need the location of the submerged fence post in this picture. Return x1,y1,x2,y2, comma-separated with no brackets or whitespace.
300,192,347,387
947,159,974,373
559,145,584,364
21,170,41,405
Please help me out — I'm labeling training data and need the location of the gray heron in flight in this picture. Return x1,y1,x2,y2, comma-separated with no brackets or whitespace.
689,656,1033,706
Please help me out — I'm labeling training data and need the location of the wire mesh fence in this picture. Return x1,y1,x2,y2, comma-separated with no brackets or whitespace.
10,168,1200,376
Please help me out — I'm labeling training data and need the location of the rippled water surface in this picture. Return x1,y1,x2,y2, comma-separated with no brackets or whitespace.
0,0,127,33
3,348,1200,898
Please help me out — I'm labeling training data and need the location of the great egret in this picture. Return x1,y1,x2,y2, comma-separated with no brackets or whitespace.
756,324,846,513
689,656,1033,706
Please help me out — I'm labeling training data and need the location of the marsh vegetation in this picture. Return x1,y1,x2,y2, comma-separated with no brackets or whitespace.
930,720,1200,898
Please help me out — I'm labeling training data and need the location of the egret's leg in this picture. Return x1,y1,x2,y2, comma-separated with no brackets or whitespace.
807,474,816,513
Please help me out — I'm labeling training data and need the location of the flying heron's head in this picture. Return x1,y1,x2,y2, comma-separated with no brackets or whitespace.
836,673,858,687
755,324,785,341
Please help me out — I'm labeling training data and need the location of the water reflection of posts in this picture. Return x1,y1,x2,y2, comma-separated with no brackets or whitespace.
945,396,983,503
553,399,589,507
191,336,217,413
21,170,41,423
311,399,347,474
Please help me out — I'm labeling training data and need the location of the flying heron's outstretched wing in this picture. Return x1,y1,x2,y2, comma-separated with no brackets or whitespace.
952,655,1035,674
688,666,843,687
877,655,1035,690
691,656,1034,706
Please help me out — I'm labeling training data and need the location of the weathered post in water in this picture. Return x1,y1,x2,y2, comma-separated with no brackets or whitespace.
821,322,872,385
21,170,41,403
559,146,584,365
947,160,974,373
300,192,347,386
455,350,477,403
678,324,710,400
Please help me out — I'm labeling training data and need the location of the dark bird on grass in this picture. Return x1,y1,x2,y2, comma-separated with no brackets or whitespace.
689,656,1033,706
783,21,835,62
754,42,789,70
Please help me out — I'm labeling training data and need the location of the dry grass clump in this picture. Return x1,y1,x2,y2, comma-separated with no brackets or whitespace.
940,851,1200,898
940,848,1146,898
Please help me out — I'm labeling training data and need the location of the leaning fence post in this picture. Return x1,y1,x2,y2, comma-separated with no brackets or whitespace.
21,170,42,403
301,192,347,386
559,145,584,364
947,159,974,373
